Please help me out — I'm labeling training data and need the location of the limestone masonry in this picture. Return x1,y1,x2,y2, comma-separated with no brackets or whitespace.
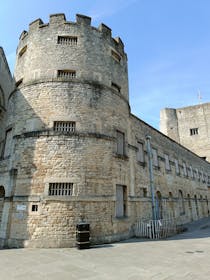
160,103,210,162
0,14,210,248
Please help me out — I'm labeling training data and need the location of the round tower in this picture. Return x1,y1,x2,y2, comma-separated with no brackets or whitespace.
6,14,130,247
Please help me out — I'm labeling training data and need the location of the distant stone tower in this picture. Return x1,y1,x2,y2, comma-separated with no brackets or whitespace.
160,103,210,162
6,14,129,247
160,108,180,143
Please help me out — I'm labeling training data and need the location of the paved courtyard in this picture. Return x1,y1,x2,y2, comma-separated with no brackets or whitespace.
1,217,210,280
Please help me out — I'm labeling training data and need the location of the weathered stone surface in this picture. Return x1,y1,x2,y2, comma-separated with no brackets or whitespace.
0,14,210,248
160,103,210,162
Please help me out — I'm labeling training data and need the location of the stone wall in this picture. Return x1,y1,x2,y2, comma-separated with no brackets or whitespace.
0,14,210,248
160,103,210,162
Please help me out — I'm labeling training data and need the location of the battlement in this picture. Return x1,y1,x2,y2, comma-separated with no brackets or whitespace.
19,13,124,52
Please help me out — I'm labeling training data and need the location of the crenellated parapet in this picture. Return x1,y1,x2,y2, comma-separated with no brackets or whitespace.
18,14,125,54
14,13,128,101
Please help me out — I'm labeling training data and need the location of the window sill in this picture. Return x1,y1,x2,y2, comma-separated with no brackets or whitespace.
114,154,129,160
113,216,129,221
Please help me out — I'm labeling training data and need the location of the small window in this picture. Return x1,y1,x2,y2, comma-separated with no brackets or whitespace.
111,49,121,63
183,162,187,176
32,204,38,212
53,121,76,132
140,187,147,197
57,36,77,45
19,45,27,57
152,148,158,167
178,190,185,215
137,142,144,163
190,128,198,135
111,82,121,93
116,131,125,156
195,169,199,180
201,171,204,183
189,166,193,178
174,159,180,174
164,154,170,171
4,128,12,158
57,70,76,79
116,185,127,218
49,183,73,196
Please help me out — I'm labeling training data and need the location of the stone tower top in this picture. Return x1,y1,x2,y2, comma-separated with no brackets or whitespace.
19,14,125,53
15,13,128,101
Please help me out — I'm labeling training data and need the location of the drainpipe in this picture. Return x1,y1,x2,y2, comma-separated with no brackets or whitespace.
146,135,156,221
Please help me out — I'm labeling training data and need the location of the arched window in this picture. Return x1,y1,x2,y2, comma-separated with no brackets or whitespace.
178,190,185,216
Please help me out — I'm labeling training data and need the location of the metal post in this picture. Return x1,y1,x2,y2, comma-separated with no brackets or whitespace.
146,135,156,221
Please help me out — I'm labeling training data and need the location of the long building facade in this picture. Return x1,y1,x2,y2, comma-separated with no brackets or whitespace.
0,14,210,248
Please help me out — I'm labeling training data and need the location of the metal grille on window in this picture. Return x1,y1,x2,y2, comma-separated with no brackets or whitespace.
54,121,76,132
49,183,73,196
58,36,77,45
57,70,76,79
190,128,198,135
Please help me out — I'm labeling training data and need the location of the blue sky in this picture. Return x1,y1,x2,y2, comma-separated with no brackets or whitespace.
1,0,210,128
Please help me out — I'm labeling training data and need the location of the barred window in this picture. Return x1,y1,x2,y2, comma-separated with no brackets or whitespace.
49,183,73,196
190,128,198,135
53,121,76,132
57,70,76,79
58,36,77,45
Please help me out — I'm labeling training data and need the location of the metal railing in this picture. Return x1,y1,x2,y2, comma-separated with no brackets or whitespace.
134,218,177,239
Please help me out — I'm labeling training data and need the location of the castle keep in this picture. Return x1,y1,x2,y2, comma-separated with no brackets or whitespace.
0,14,210,248
160,103,210,162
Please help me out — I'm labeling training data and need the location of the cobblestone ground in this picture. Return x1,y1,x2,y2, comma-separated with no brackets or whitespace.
1,217,210,280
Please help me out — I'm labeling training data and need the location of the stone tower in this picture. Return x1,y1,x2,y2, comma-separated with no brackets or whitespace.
1,13,210,249
2,14,130,247
160,103,210,162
